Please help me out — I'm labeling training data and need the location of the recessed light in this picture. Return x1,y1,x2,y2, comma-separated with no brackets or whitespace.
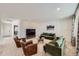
57,8,61,11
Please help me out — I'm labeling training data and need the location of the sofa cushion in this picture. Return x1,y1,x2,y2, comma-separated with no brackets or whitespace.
48,41,59,47
40,33,56,40
56,37,64,47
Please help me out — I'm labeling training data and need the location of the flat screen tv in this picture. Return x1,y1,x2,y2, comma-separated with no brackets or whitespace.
26,29,36,38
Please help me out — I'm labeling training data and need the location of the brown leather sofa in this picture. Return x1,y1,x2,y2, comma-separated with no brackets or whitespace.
14,36,21,48
21,40,37,56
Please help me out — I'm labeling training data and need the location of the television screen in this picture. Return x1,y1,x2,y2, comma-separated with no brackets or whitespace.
26,29,35,36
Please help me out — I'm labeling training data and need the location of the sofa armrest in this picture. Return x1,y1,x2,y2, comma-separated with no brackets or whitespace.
25,44,37,49
25,40,33,46
21,40,33,48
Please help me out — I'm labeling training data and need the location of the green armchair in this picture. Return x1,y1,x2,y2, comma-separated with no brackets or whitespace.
43,36,64,56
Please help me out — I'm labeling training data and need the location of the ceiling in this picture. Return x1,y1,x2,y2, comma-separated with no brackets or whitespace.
0,3,78,21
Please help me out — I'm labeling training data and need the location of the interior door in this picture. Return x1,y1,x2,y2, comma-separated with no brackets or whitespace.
2,23,12,38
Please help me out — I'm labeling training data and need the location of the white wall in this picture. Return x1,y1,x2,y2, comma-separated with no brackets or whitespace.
1,20,13,39
20,20,39,38
36,17,72,40
0,19,20,39
0,20,1,39
20,17,72,40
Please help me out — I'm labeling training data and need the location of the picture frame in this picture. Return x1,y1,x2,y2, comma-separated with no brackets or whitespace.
47,25,54,30
14,25,18,35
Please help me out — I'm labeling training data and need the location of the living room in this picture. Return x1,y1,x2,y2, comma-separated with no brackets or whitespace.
0,3,79,56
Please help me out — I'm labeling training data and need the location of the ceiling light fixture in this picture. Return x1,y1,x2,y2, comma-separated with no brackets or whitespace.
57,8,61,11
